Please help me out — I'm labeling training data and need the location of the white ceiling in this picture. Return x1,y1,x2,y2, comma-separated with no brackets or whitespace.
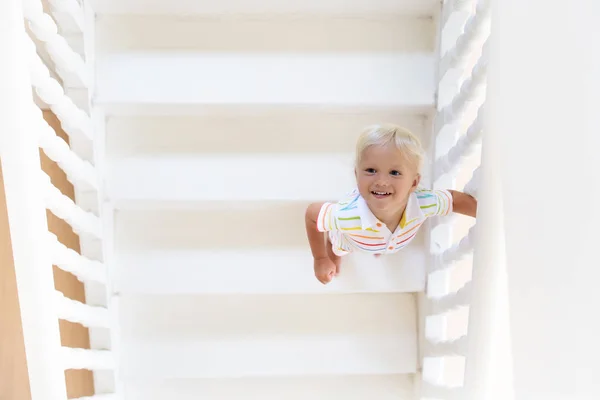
91,0,440,16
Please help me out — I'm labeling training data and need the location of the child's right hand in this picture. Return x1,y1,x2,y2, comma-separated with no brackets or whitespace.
314,256,339,284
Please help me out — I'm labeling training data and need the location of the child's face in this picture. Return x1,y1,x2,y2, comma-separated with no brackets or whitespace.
355,143,420,215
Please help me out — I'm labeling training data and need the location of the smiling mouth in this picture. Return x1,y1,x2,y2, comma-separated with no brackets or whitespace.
371,190,392,198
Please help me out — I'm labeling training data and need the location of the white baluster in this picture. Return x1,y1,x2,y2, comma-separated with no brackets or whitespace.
33,105,98,189
463,165,480,199
39,172,103,238
27,36,94,143
425,335,469,357
47,233,107,283
54,290,111,329
46,0,85,33
22,0,88,87
439,0,491,80
441,0,478,32
435,39,489,133
61,348,115,371
429,281,472,315
430,225,476,273
0,1,68,398
435,104,485,179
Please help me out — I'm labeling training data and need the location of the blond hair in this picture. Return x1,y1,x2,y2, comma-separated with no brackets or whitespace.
355,124,424,172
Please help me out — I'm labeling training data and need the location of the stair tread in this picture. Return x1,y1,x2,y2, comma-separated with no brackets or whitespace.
116,248,427,294
94,0,440,16
96,53,435,107
108,154,431,204
123,374,414,400
122,335,418,378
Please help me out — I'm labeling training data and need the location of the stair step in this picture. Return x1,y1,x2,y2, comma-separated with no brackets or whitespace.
105,108,429,155
109,154,352,204
122,336,417,378
116,248,426,294
96,53,435,108
120,293,417,377
120,293,416,337
97,15,434,53
94,0,440,16
108,154,432,205
114,205,426,250
123,375,414,400
126,375,414,400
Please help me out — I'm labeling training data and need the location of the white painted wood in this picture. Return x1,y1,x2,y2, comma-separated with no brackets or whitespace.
48,233,107,283
96,14,435,53
72,395,119,400
428,282,471,315
54,290,111,329
61,348,115,371
40,172,103,238
23,0,88,88
109,154,352,204
439,225,475,266
122,336,416,378
95,53,435,107
116,248,427,294
120,293,416,378
106,110,429,156
434,39,488,131
108,153,433,206
124,375,413,400
438,0,490,81
28,40,94,142
35,106,98,190
461,1,600,398
0,2,68,398
120,293,416,337
91,0,440,15
114,206,426,249
424,336,468,357
421,382,464,400
434,104,484,179
47,0,85,33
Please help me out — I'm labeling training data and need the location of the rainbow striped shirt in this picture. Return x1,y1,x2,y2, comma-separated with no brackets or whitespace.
317,187,453,256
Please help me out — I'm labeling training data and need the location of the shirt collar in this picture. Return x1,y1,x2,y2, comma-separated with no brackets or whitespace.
357,191,424,230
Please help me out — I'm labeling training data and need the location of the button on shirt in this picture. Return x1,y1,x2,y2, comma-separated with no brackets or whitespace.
317,188,453,256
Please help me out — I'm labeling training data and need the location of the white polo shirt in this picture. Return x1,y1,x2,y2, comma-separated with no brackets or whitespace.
317,187,453,256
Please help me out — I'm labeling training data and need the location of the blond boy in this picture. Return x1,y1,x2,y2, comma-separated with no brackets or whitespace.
305,124,477,284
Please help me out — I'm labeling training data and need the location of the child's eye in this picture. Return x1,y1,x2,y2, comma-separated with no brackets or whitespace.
390,170,402,176
365,168,376,174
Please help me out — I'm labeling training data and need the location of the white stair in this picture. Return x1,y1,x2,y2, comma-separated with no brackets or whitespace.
120,294,417,378
98,0,439,398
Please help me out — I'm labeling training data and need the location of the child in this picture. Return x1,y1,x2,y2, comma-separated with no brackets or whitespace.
305,124,477,284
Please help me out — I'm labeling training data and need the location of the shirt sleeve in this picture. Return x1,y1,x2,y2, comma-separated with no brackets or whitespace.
418,188,453,217
316,202,339,232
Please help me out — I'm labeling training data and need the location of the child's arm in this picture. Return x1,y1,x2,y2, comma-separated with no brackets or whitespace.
448,190,477,217
305,203,329,260
305,203,341,284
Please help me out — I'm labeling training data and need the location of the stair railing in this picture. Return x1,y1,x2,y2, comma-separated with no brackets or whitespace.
420,0,499,398
0,1,119,399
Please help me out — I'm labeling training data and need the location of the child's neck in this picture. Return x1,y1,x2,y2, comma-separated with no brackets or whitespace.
373,204,406,233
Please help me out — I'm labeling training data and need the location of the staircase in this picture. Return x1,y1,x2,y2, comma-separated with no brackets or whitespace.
2,0,499,398
8,1,600,399
94,0,440,398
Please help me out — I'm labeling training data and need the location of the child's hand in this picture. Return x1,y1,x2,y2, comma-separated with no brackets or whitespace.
314,256,339,284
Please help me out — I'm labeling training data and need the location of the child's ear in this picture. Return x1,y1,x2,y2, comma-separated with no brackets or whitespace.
411,174,421,192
